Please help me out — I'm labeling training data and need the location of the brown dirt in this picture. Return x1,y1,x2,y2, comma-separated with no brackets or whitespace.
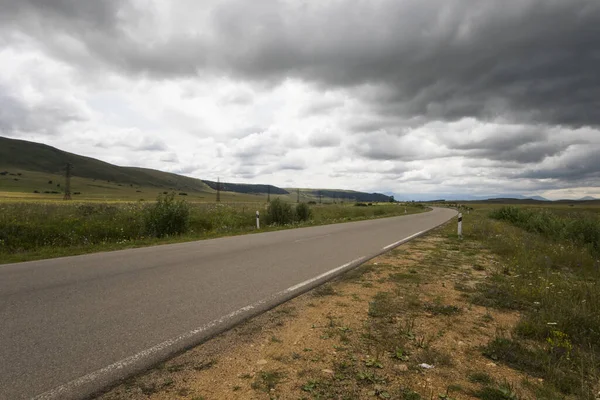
98,225,538,400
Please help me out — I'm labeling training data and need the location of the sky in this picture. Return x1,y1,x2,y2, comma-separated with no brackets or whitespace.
1,0,599,200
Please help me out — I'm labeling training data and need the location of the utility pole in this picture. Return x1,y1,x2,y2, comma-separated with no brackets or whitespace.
216,177,221,202
297,188,300,203
63,162,72,200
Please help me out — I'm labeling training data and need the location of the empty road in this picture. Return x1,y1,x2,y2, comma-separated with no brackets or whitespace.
0,207,456,399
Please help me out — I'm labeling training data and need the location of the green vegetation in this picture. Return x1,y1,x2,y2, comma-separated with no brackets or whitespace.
251,370,286,393
490,206,600,253
0,198,425,264
467,205,600,398
266,198,295,225
296,202,312,222
143,192,190,237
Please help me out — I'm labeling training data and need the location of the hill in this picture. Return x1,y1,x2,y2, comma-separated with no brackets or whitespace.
0,136,211,193
0,136,394,203
300,189,392,203
204,180,289,195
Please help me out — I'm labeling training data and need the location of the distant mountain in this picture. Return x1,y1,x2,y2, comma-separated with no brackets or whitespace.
203,180,289,195
579,196,597,201
308,189,392,203
527,196,549,201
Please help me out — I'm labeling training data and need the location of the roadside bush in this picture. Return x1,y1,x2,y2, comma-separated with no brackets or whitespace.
296,203,312,222
144,192,190,237
266,198,294,225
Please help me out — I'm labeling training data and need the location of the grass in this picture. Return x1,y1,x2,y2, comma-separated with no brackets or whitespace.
0,200,427,264
251,370,286,393
466,205,600,399
468,371,495,385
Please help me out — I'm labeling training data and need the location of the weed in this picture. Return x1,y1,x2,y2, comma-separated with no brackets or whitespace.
313,283,336,297
251,370,286,393
416,347,453,366
193,359,216,371
296,202,312,222
368,292,396,319
472,383,519,400
270,335,283,343
468,371,494,385
266,198,294,225
424,303,461,316
144,192,190,237
400,388,422,399
388,272,421,283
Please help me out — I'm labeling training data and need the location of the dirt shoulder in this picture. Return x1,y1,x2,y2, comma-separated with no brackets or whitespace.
99,222,539,400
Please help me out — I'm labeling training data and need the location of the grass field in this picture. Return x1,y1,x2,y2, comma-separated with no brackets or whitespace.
0,198,424,264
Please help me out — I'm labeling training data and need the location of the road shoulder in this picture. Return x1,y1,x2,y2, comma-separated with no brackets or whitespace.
98,220,536,400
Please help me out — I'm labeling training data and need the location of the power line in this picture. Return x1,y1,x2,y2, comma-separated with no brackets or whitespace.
216,177,221,202
63,162,72,200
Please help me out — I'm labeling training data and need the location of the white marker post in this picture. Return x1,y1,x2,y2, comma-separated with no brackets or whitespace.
457,212,463,237
256,210,260,229
404,207,407,214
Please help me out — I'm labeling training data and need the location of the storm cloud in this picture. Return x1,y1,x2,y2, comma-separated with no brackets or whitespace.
1,0,599,199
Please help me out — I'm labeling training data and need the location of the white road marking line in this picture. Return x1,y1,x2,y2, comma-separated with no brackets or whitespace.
382,230,424,250
294,234,331,243
283,256,365,293
33,256,366,400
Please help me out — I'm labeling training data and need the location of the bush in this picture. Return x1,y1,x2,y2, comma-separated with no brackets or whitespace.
144,192,190,237
354,202,368,207
267,198,294,225
296,203,312,222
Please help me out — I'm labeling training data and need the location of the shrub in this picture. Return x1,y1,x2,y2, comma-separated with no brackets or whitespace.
266,198,294,225
296,203,312,222
144,192,190,237
354,202,368,207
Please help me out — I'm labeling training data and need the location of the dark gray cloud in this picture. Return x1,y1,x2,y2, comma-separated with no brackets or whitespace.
518,150,600,181
0,89,85,136
3,0,599,128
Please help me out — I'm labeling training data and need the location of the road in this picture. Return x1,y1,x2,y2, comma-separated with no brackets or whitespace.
0,207,456,399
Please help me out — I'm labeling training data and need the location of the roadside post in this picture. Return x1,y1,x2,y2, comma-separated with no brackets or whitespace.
256,211,260,229
458,212,463,237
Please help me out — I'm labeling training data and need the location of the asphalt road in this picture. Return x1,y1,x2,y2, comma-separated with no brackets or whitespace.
0,207,456,400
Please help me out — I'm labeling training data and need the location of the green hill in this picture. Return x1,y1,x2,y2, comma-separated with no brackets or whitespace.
0,136,395,203
204,180,289,195
0,136,211,192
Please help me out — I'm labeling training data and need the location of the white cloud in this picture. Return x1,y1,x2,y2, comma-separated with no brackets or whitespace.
0,0,599,199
